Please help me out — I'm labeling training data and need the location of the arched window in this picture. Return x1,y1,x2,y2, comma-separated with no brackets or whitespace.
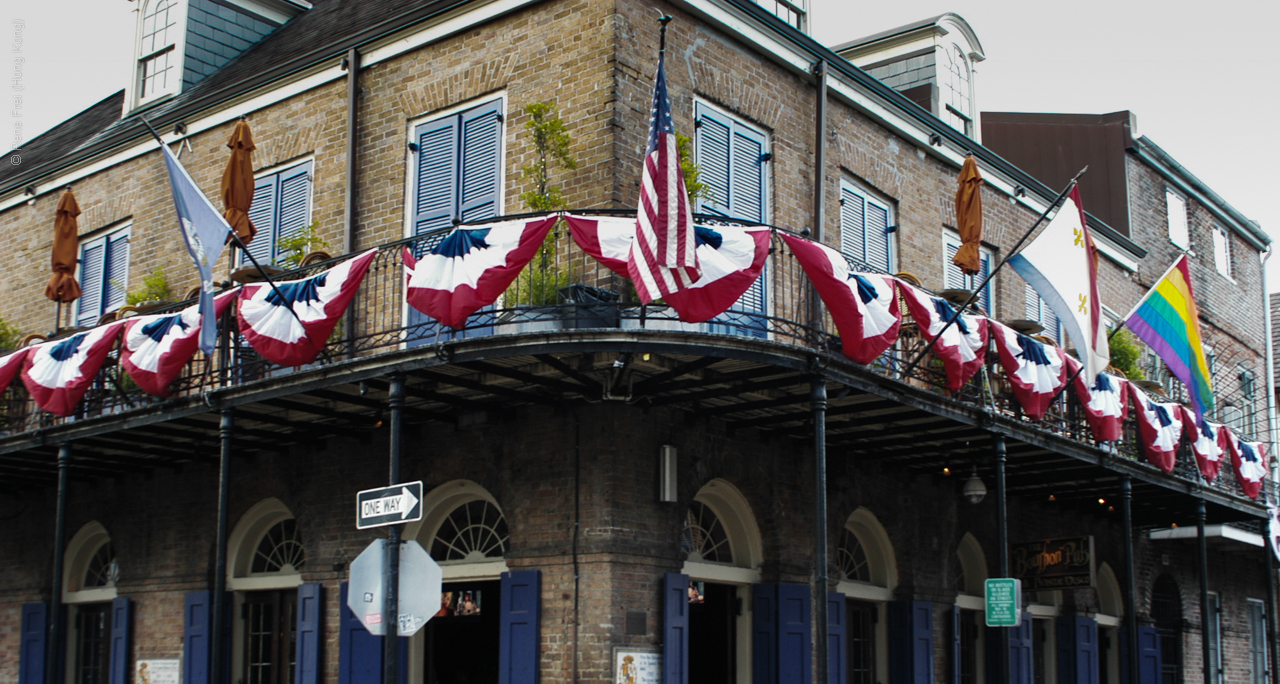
430,499,509,562
954,532,988,597
227,498,304,590
942,45,972,135
836,509,897,684
137,0,180,100
64,522,118,601
837,528,870,582
250,518,305,574
682,500,733,564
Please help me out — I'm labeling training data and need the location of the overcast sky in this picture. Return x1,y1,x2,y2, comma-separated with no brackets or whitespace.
6,1,1280,287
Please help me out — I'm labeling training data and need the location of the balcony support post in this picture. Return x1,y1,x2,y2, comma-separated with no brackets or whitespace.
1122,475,1139,684
46,443,71,684
993,433,1008,684
1198,499,1211,684
212,408,233,684
811,374,828,684
1266,535,1278,684
383,373,406,684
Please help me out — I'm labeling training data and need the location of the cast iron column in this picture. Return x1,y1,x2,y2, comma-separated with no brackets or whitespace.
383,374,406,684
808,58,827,335
47,444,71,684
1266,538,1278,684
812,376,828,684
993,433,1008,684
1122,476,1139,684
1198,500,1211,684
212,409,233,684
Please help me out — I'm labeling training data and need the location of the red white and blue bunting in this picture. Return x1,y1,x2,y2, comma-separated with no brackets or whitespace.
238,249,377,367
990,320,1067,421
1178,406,1225,483
21,322,125,417
0,348,28,395
1128,383,1184,474
1065,356,1128,442
404,216,558,329
121,290,239,396
898,282,988,392
1220,429,1268,500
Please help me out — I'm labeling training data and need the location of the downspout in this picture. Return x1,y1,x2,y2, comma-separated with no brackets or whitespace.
343,48,361,359
1261,245,1275,469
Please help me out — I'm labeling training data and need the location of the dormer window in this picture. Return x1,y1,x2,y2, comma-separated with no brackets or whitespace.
943,45,972,136
137,0,181,102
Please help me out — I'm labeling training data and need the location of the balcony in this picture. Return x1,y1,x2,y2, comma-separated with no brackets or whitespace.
0,212,1263,524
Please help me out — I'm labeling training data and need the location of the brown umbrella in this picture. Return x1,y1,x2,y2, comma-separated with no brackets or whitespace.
952,156,984,276
221,118,257,246
45,188,83,304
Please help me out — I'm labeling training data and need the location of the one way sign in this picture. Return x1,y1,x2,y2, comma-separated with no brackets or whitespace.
356,481,424,530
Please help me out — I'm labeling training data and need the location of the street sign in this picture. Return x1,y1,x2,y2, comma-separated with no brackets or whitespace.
346,538,442,636
356,481,423,529
984,578,1022,627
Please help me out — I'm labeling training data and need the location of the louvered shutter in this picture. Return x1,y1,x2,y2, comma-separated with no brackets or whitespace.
18,603,46,684
184,591,212,684
274,163,312,262
78,240,105,326
104,229,131,312
414,118,459,239
889,600,933,684
944,240,966,291
840,186,866,263
695,106,731,217
245,175,277,266
295,583,322,684
731,128,765,223
664,573,690,684
753,584,778,684
499,570,541,684
459,101,502,222
777,583,811,684
1008,613,1033,684
974,251,991,314
827,592,847,684
1057,616,1099,684
338,582,408,684
1208,595,1221,684
1250,601,1267,684
108,597,133,684
866,201,890,271
951,606,962,684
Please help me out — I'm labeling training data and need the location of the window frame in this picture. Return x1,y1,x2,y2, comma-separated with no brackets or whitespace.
839,178,895,273
75,223,131,327
239,158,315,267
132,0,187,107
1166,189,1190,250
943,230,994,315
692,99,771,224
1023,284,1062,343
1212,225,1233,280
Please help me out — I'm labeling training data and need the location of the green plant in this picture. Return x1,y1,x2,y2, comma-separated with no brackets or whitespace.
0,317,21,351
124,268,172,305
1108,327,1145,381
509,101,577,306
277,221,330,269
675,133,713,206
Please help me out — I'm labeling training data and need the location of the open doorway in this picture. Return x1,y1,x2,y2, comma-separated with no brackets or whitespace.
688,581,736,684
423,580,501,684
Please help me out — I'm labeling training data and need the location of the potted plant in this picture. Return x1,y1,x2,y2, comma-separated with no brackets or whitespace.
124,268,173,313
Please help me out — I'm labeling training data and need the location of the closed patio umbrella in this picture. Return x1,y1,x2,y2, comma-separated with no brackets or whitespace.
45,188,83,308
221,118,257,246
952,156,984,276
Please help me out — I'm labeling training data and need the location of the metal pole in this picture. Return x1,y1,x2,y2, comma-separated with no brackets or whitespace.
212,409,233,684
808,59,827,336
1265,540,1277,684
1121,476,1139,684
993,433,1008,684
1198,500,1211,684
343,47,361,360
383,373,405,684
47,444,71,684
811,376,828,684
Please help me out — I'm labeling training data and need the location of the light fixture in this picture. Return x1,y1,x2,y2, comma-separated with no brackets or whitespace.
928,133,943,147
1048,494,1056,502
942,466,951,476
1098,498,1106,505
659,445,677,502
962,467,986,505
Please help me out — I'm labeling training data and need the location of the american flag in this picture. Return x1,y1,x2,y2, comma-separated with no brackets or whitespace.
628,50,699,303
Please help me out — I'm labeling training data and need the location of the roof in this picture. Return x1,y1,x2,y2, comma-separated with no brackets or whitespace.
1,0,471,193
828,14,944,54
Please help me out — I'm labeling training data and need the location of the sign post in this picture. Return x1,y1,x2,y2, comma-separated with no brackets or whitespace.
984,578,1022,627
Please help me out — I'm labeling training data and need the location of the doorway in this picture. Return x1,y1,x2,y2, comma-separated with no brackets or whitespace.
423,580,501,684
242,589,298,684
73,603,110,684
688,581,736,684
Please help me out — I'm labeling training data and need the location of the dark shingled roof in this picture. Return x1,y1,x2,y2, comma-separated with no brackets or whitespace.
1,0,464,193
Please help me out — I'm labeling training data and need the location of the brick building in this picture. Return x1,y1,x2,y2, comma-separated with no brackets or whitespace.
0,3,1273,684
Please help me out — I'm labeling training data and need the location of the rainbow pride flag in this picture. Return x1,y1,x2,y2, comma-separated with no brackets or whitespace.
1122,255,1214,420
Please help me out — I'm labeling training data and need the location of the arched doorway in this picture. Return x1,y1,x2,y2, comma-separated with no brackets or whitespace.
63,522,119,684
1151,575,1183,684
836,508,897,684
227,498,305,684
1096,564,1124,684
951,532,987,684
406,480,510,684
680,479,762,684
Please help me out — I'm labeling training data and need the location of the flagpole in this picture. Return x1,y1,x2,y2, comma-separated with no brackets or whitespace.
139,117,305,327
898,166,1088,383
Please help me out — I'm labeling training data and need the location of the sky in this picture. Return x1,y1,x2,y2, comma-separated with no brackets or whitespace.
5,1,1280,286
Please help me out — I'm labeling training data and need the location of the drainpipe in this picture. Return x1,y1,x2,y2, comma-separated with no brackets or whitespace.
343,48,361,359
808,59,827,337
1260,245,1275,467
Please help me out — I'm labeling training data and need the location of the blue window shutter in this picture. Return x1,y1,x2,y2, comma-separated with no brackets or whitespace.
500,569,541,684
1008,613,1033,684
944,240,966,291
246,174,278,266
274,163,313,264
827,592,847,684
1057,616,1075,684
975,251,991,314
184,591,212,684
1076,617,1100,684
777,583,811,684
752,583,778,684
78,240,105,326
104,229,131,312
889,600,933,684
695,106,732,217
413,117,459,237
18,603,47,684
840,186,866,263
295,583,322,684
730,128,765,223
866,201,890,272
338,582,407,684
663,573,691,684
109,597,132,684
912,601,934,684
459,100,502,222
951,606,962,684
1136,626,1160,684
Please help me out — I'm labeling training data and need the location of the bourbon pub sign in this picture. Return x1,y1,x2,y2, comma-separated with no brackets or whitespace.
1011,536,1095,590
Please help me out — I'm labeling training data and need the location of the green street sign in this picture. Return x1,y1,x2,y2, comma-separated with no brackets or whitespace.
984,578,1022,627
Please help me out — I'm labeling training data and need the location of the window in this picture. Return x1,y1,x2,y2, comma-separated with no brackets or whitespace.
1167,190,1189,250
1212,226,1232,278
944,232,992,314
137,0,180,101
838,528,870,582
840,181,893,272
848,600,877,684
1208,593,1222,684
1024,284,1061,343
430,499,510,562
695,102,770,337
243,161,313,267
74,603,111,684
942,45,972,136
410,99,503,237
1249,599,1269,684
77,226,130,327
682,500,733,564
1240,368,1257,439
243,590,297,684
250,519,305,574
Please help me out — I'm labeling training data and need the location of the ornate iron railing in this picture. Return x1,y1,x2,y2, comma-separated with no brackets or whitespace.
0,212,1259,503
